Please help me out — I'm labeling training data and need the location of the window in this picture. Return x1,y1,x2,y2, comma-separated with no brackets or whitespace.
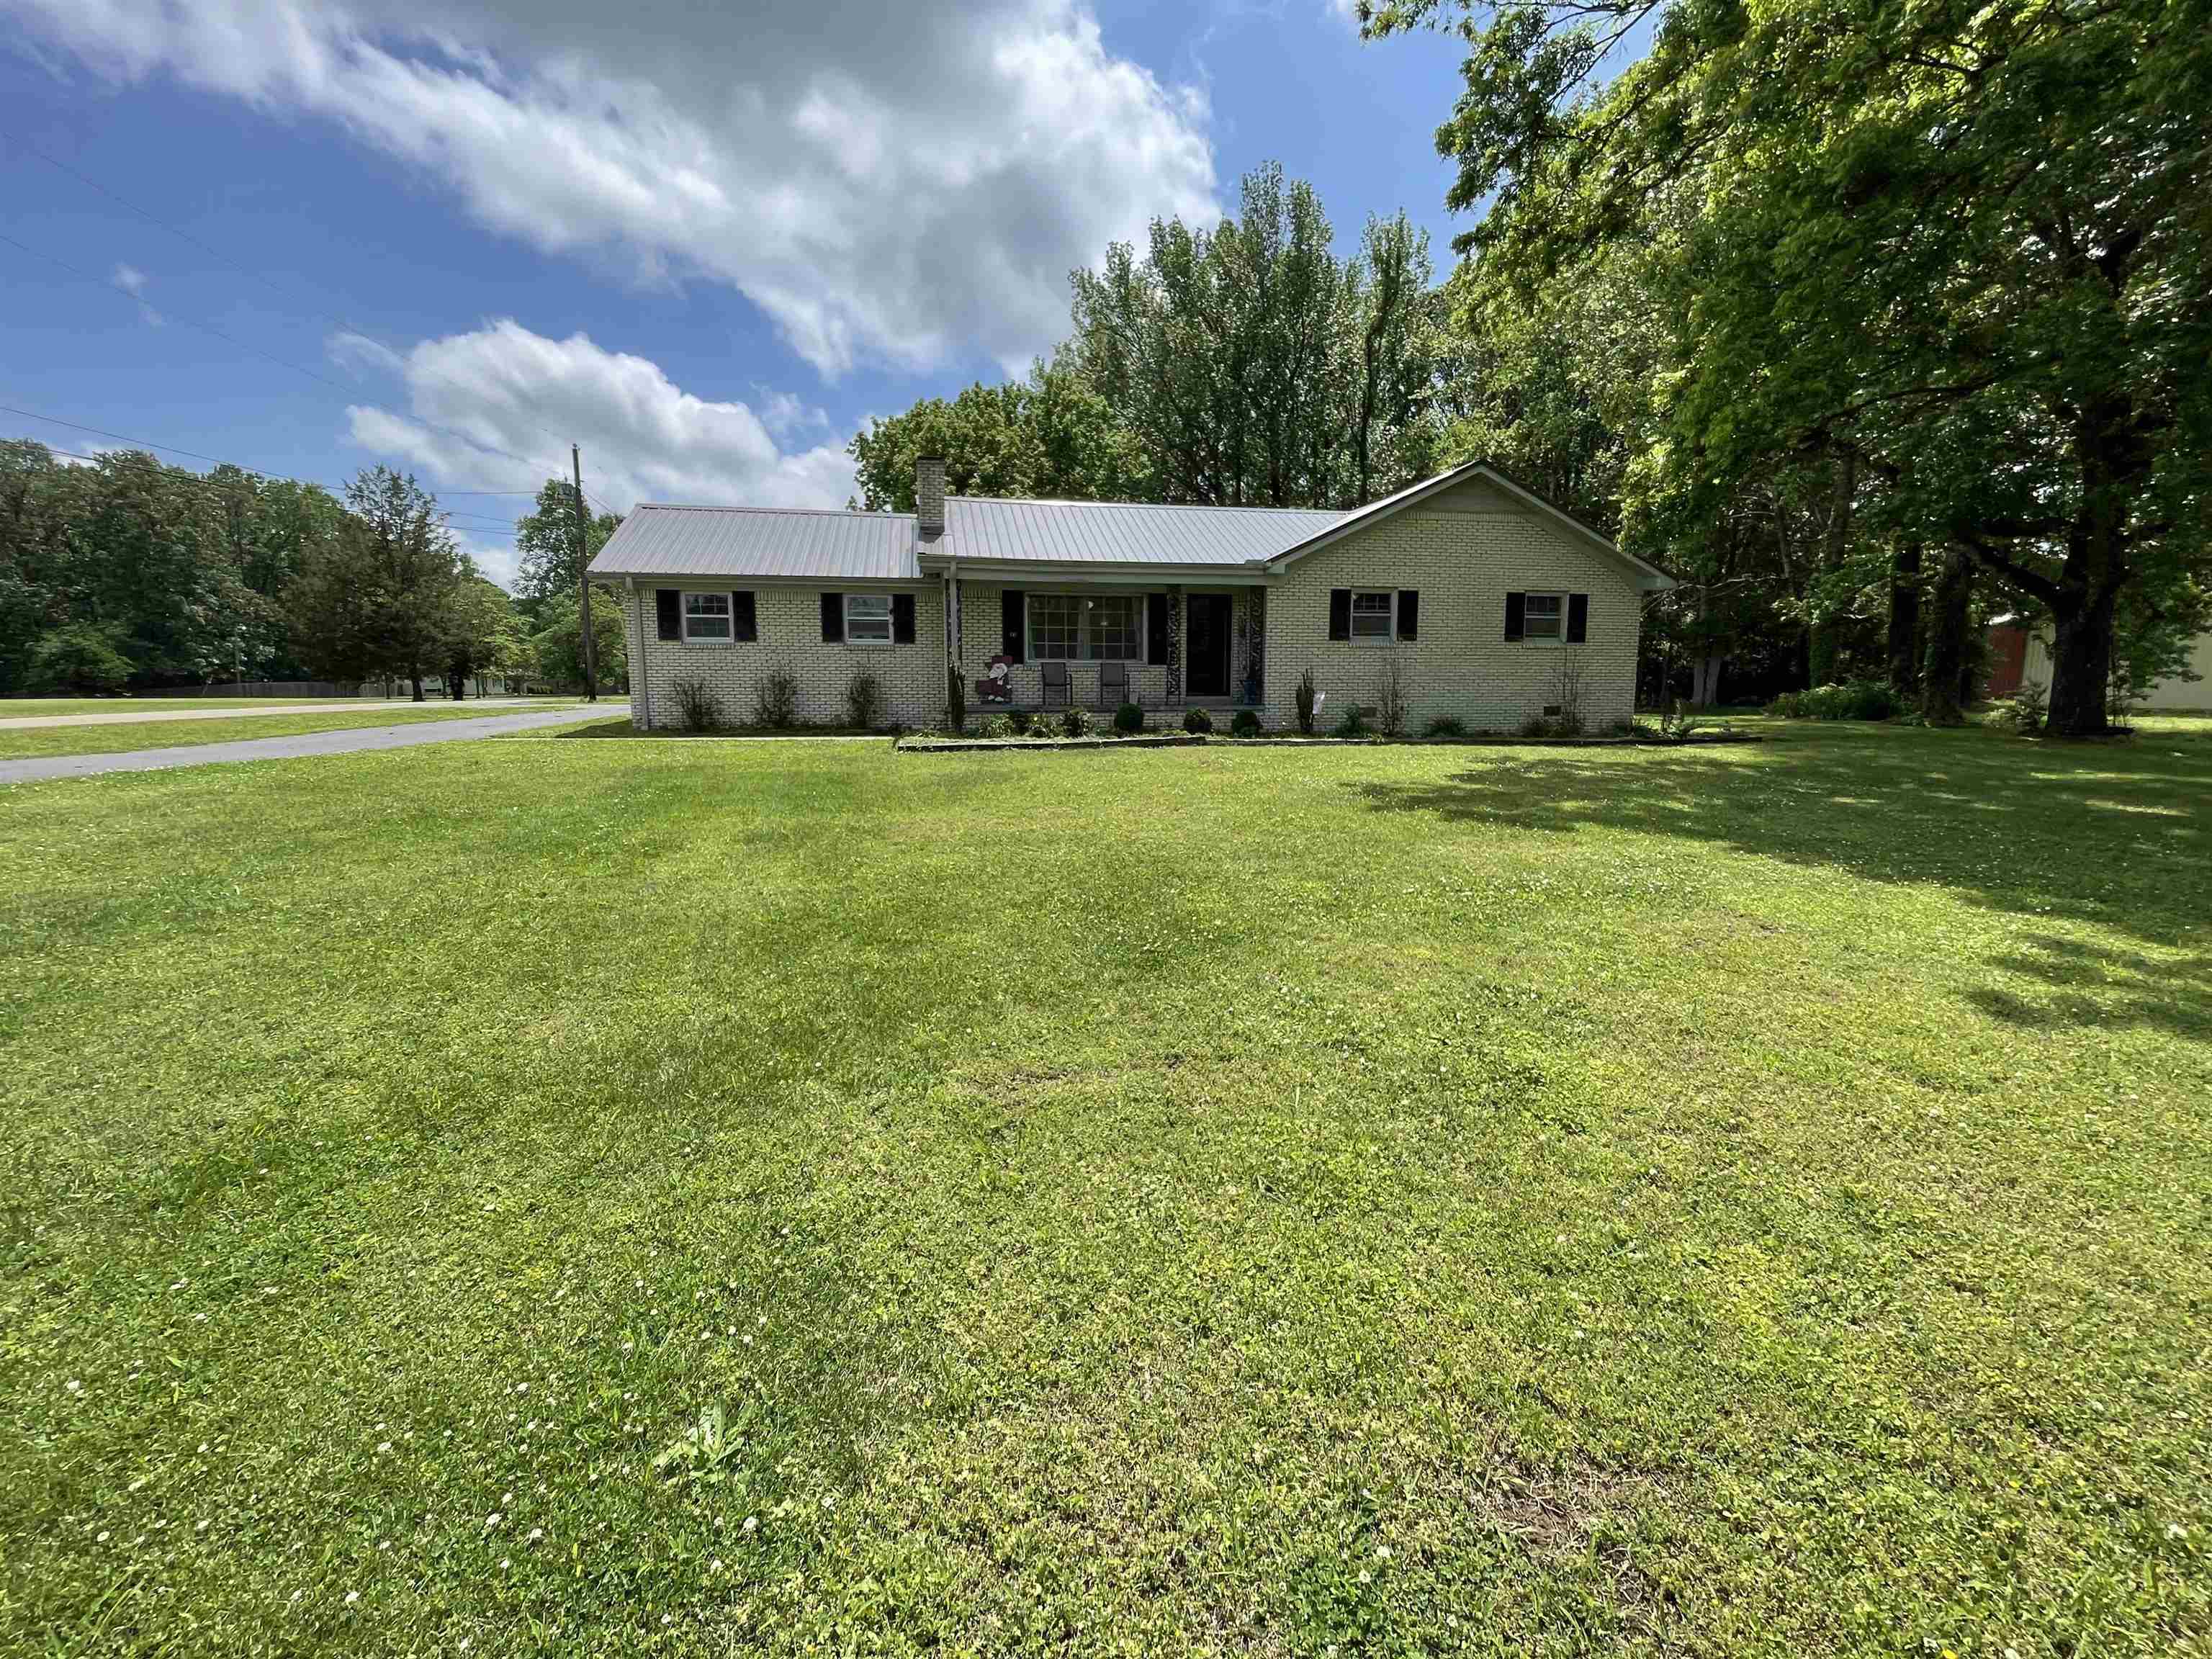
1523,593,1564,640
845,593,893,644
1350,590,1394,639
1029,594,1079,660
1084,595,1141,660
683,591,731,642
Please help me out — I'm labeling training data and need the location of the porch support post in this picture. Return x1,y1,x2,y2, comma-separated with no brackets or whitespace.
1164,585,1183,703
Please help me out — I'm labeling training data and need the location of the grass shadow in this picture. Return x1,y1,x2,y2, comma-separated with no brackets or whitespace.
1353,724,2212,948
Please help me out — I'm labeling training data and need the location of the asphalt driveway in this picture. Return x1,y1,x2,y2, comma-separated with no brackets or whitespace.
0,704,626,786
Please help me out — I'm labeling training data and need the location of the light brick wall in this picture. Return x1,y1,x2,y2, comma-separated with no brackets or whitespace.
1262,511,1644,733
622,580,947,729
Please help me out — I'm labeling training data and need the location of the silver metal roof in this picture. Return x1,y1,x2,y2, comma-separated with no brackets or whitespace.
588,505,922,581
934,496,1344,566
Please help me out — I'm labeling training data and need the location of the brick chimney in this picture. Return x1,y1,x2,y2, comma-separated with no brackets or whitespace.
915,454,945,541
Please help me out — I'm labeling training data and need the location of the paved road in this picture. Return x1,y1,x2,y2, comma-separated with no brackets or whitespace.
0,704,628,786
0,698,566,730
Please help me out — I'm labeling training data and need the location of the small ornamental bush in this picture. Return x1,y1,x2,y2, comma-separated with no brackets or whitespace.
1423,714,1468,739
980,715,1015,739
1059,705,1092,738
753,665,799,729
1768,679,1898,721
843,670,886,731
669,675,724,732
1113,701,1144,734
1231,709,1263,737
1334,706,1370,738
1182,707,1214,734
1004,708,1033,736
1295,668,1318,734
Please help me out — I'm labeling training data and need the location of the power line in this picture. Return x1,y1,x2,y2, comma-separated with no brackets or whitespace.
0,229,587,489
1,126,593,464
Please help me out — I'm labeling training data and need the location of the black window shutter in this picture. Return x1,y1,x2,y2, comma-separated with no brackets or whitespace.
821,592,843,642
1567,593,1589,644
1396,590,1419,642
1504,591,1526,641
892,593,916,644
732,590,757,642
656,588,681,641
1146,593,1169,665
1001,589,1025,662
1328,589,1352,641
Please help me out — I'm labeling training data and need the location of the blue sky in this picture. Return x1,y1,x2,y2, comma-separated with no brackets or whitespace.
1,1,1473,584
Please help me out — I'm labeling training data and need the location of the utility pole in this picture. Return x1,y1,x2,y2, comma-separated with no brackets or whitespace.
573,443,598,702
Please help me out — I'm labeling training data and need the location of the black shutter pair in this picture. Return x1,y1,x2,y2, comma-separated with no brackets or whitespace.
1146,593,1169,665
1327,589,1420,641
1502,592,1591,642
657,588,756,641
891,594,917,644
821,592,842,642
1001,589,1025,662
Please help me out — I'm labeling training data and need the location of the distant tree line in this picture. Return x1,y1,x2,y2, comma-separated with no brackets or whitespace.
0,443,626,699
857,0,2211,737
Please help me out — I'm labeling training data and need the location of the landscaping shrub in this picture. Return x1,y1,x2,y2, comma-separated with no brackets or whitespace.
1295,668,1318,734
1986,680,2049,734
1058,705,1091,738
1231,709,1263,737
843,670,885,731
1004,708,1033,736
1113,701,1145,734
669,675,724,732
753,665,799,728
1423,714,1468,738
1334,705,1370,737
28,624,132,694
1375,653,1408,737
1182,707,1214,734
1768,679,1899,721
981,715,1016,739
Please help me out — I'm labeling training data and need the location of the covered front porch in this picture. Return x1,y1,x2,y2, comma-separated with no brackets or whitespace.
945,577,1269,718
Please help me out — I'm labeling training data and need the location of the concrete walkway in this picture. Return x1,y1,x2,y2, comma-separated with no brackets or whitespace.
0,698,567,730
0,704,628,786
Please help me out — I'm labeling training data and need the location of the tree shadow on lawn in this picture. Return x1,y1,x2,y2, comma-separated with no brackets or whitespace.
1352,724,2212,953
1967,932,2212,1040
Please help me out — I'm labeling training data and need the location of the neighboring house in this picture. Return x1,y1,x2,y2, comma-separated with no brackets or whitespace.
1987,615,2212,710
588,457,1674,732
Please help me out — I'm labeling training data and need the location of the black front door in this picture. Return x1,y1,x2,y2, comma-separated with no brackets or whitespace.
1187,594,1231,698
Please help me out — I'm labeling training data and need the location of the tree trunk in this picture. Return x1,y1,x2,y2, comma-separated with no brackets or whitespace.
410,670,425,703
1886,539,1923,697
1921,548,1973,726
2047,586,2118,736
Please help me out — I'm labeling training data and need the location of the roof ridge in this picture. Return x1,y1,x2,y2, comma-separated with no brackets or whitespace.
950,493,1346,515
636,503,910,520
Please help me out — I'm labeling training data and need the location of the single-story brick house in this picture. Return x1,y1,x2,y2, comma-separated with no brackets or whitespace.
589,457,1673,732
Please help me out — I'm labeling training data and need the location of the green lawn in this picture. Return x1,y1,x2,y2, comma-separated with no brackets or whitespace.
0,704,579,760
2,723,2206,1655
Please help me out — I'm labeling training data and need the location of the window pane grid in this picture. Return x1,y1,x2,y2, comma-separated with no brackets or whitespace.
1524,593,1563,639
1085,596,1140,660
1351,590,1393,637
1029,595,1079,661
683,591,731,640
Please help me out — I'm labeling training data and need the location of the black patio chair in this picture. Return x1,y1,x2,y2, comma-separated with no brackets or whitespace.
1040,661,1072,709
1097,660,1130,710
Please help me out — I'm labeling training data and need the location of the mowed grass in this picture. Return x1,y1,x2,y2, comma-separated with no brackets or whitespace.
0,704,572,760
0,696,585,719
1,723,2207,1656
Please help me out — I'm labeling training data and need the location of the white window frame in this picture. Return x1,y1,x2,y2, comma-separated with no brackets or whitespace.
682,590,732,643
1026,592,1147,664
844,592,894,646
1522,591,1565,642
1349,589,1395,642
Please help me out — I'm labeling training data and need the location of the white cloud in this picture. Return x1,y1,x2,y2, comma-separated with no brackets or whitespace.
339,319,856,517
9,0,1220,377
112,262,146,295
755,388,830,441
